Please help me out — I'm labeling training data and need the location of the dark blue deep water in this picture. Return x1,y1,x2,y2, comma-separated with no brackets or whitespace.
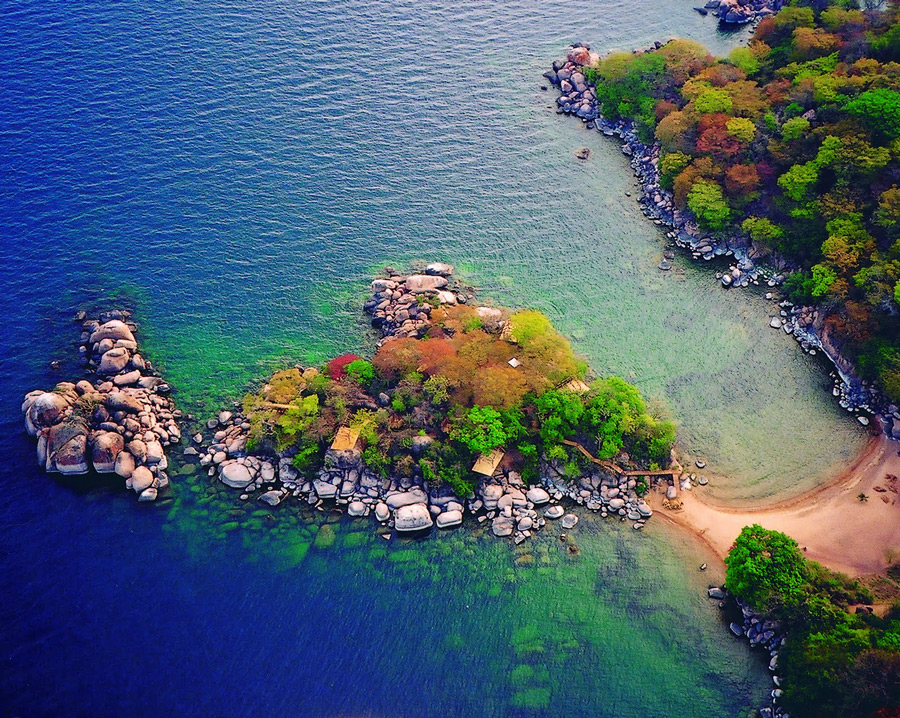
0,2,862,716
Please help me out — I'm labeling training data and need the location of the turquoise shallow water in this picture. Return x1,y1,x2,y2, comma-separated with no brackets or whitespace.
0,1,866,715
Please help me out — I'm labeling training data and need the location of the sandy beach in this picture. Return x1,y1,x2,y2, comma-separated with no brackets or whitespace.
652,435,900,576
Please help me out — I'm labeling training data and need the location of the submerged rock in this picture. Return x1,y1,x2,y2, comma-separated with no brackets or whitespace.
491,515,515,537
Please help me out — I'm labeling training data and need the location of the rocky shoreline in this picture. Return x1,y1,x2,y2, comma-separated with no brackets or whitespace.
188,263,660,543
707,585,789,718
546,45,900,441
21,310,182,502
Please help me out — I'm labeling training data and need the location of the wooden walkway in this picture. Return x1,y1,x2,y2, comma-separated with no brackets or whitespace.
561,439,680,477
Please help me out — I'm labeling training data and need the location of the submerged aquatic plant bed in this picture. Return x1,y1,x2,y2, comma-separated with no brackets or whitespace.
191,262,677,543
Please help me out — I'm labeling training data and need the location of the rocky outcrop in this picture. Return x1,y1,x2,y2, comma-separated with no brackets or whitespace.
21,310,181,502
363,262,478,343
703,0,783,25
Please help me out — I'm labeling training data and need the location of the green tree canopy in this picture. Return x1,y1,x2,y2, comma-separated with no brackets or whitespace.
725,525,808,610
687,180,732,231
450,405,509,455
846,89,900,141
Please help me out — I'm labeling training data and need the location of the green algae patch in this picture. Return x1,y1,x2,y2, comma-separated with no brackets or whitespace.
510,687,551,711
509,664,535,687
444,632,466,650
341,532,370,549
387,548,420,564
313,524,336,549
283,539,310,568
511,624,544,656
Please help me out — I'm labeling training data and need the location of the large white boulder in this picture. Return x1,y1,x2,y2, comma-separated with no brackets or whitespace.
24,392,70,436
385,488,428,509
436,510,463,528
47,422,89,474
526,487,550,505
89,320,135,345
219,461,254,489
114,451,135,479
98,347,130,375
131,466,154,493
404,275,448,293
394,503,433,532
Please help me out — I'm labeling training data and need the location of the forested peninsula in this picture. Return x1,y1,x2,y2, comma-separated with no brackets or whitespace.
550,2,900,415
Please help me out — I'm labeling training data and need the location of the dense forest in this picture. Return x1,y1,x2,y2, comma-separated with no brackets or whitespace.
585,1,900,401
240,303,675,496
726,525,900,717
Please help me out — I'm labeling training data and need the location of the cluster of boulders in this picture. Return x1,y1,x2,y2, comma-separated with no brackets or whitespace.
540,462,654,530
363,262,478,343
708,586,789,718
191,410,643,542
699,0,783,25
21,311,181,502
547,46,900,442
766,301,900,436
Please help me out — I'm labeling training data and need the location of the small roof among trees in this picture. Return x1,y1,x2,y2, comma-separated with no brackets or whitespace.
563,378,590,394
330,426,360,451
472,449,504,476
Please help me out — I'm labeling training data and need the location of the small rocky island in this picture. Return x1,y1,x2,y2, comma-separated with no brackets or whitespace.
21,310,181,502
189,263,673,542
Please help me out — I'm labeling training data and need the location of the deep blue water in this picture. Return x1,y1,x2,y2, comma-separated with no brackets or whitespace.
0,2,859,716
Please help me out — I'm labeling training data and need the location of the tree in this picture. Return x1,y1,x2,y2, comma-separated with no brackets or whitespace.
778,162,819,202
450,405,508,455
694,88,733,114
725,164,761,198
846,89,900,141
725,525,808,610
687,180,732,231
655,111,694,152
742,216,783,244
534,389,584,448
659,151,692,189
726,117,756,143
345,359,374,385
781,116,810,141
584,376,646,460
275,394,320,450
811,263,838,297
876,187,900,232
658,39,714,83
728,47,760,75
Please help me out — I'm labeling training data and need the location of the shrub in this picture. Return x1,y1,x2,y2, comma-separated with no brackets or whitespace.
345,359,375,385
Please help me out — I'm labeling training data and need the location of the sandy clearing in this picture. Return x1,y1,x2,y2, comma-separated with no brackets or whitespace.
651,435,900,576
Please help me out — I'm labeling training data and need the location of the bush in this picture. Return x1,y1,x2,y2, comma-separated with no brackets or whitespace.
345,359,375,385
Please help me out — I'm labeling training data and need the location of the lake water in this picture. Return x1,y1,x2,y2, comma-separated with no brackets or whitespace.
0,1,866,715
